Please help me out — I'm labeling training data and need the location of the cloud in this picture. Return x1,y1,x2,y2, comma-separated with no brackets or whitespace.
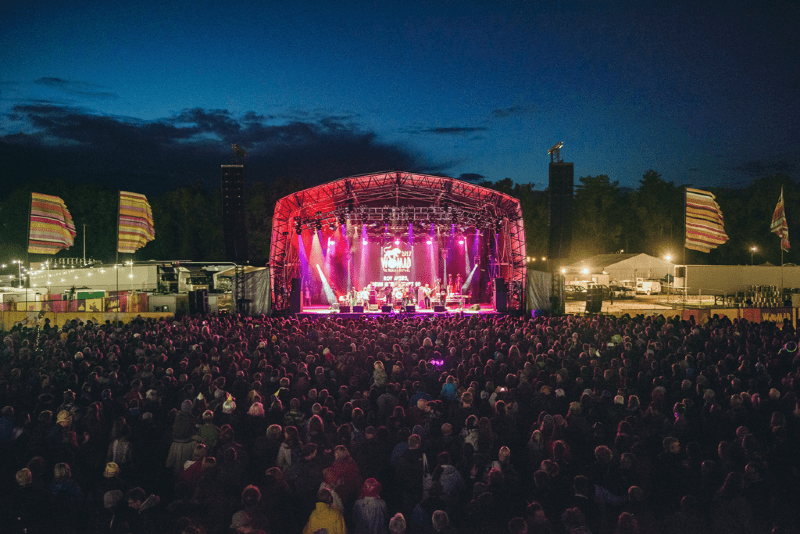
491,105,535,118
0,104,440,196
457,173,486,182
405,126,488,136
33,77,119,99
730,159,797,177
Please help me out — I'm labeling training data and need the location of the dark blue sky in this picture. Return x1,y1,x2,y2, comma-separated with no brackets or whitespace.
2,0,798,195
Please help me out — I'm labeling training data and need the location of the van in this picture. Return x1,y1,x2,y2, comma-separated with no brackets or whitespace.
635,280,661,295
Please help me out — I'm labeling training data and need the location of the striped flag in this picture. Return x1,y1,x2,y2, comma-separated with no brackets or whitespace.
117,191,155,253
28,193,76,254
685,187,728,253
770,187,790,251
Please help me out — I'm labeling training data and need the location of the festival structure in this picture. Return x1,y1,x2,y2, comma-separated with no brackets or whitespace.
269,172,526,315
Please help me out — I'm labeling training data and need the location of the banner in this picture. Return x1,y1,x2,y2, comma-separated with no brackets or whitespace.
770,187,790,252
28,193,76,254
117,191,155,253
685,187,728,253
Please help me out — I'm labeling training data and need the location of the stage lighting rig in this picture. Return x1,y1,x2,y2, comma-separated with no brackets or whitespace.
548,141,563,163
232,144,247,158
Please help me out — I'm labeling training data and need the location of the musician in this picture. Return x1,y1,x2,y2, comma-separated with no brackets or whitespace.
417,283,426,309
384,284,394,305
455,273,462,295
423,284,432,308
447,274,454,294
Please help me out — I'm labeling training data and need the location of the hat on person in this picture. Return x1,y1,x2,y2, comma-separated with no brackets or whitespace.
360,478,382,498
103,490,123,509
56,410,71,424
104,462,121,478
230,510,251,529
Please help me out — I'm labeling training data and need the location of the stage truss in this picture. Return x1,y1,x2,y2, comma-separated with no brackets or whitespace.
269,171,526,312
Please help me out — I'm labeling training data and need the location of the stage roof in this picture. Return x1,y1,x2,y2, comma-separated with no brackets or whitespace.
268,171,526,312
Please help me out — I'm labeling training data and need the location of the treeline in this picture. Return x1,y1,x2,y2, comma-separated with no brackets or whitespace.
0,171,795,267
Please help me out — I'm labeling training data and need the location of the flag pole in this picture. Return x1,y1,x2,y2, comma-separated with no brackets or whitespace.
682,186,687,304
26,192,34,288
116,191,120,299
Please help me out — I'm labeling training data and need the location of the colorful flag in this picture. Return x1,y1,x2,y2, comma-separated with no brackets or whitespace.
28,193,76,254
685,187,728,253
117,191,155,253
770,186,790,251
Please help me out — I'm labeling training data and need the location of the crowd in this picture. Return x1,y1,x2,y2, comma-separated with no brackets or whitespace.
1,309,799,534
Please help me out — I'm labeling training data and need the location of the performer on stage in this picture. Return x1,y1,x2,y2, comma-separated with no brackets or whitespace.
423,284,431,309
417,284,426,309
455,273,462,295
384,284,393,305
447,274,454,295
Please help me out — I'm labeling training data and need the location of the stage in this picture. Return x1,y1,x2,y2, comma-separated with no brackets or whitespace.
296,303,502,320
269,173,527,315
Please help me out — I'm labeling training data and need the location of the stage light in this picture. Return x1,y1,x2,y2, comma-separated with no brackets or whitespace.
427,240,432,245
394,239,400,245
363,240,368,245
459,239,464,245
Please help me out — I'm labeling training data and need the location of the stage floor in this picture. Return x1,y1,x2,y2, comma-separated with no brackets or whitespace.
296,303,501,319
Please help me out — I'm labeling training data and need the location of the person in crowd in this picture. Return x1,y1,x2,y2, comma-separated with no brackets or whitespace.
302,487,346,534
2,310,800,534
353,477,389,534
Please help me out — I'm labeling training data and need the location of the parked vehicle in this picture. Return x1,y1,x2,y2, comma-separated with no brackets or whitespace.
635,280,662,295
565,285,588,300
609,285,636,299
587,283,612,299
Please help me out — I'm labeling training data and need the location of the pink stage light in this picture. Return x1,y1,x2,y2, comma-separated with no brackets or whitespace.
459,239,465,245
362,240,368,245
394,239,400,245
426,240,432,245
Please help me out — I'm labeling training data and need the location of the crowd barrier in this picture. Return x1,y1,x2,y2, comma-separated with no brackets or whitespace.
588,307,796,328
0,310,174,332
0,292,149,314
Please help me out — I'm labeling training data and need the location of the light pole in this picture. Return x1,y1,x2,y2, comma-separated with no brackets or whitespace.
751,246,756,266
664,254,672,301
12,260,22,289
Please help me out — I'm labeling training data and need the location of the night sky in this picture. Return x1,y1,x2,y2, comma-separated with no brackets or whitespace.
2,1,799,196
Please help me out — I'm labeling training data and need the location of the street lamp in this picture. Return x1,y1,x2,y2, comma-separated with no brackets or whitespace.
12,260,22,289
664,254,672,301
751,246,756,266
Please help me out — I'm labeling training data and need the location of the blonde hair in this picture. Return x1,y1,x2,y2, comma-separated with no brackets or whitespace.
54,463,72,482
16,468,32,486
389,513,407,533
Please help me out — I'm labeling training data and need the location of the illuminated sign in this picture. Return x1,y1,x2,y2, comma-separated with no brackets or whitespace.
381,246,412,273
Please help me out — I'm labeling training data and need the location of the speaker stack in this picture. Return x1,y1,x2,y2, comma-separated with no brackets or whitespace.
188,289,209,315
585,286,603,314
494,278,508,312
289,278,301,314
548,162,574,262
